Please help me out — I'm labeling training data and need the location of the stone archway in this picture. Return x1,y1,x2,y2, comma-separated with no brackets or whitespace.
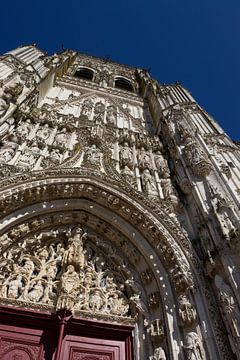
0,175,215,359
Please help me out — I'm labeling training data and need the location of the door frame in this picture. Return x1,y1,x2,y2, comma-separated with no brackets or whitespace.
0,306,134,360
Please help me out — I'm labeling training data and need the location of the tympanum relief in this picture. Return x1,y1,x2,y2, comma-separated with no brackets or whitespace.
0,224,148,320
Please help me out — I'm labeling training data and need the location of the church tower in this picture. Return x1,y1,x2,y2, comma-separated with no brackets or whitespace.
0,44,239,360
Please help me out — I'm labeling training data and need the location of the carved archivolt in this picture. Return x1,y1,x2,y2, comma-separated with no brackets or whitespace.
0,177,194,296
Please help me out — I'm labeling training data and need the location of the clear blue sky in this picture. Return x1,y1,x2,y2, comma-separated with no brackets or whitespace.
1,0,239,140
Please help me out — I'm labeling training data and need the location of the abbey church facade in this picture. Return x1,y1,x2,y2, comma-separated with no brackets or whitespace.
0,44,239,359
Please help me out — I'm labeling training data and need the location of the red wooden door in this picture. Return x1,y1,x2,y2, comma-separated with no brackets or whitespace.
0,306,133,360
0,325,44,360
60,335,126,360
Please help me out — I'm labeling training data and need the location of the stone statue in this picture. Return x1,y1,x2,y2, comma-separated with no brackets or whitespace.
0,145,16,163
106,105,117,125
178,294,197,326
57,264,81,311
16,119,33,139
154,151,169,177
80,99,93,118
37,123,51,141
89,289,104,311
7,275,23,299
138,148,152,170
83,144,101,168
120,142,133,169
150,347,166,360
54,128,68,147
184,332,204,360
142,169,157,194
28,280,44,302
62,226,87,269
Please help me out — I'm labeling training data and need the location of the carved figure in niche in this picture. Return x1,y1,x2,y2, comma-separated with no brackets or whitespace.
80,99,93,118
120,142,133,169
62,226,87,269
83,144,101,168
161,178,174,199
141,169,157,194
108,292,129,315
57,264,81,311
147,319,164,342
138,147,152,170
106,105,117,125
49,148,61,164
16,118,33,139
28,280,44,302
105,272,118,293
154,151,169,178
94,101,105,120
176,117,192,142
7,275,23,299
0,144,16,163
150,347,166,360
178,294,197,326
99,68,110,87
45,262,58,281
37,123,51,141
89,289,104,311
121,165,134,178
211,189,237,240
54,127,68,147
215,275,240,340
91,116,104,139
21,259,34,278
183,332,204,360
31,141,41,155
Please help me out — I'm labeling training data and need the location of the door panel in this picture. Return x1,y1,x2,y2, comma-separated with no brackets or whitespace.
0,326,44,360
61,335,125,360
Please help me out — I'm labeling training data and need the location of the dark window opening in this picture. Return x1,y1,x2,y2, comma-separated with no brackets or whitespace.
115,77,133,92
74,67,94,81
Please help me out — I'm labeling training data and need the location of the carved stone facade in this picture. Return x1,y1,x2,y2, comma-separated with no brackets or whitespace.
0,45,239,359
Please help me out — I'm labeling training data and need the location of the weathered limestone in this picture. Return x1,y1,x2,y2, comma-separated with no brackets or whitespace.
0,45,239,359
